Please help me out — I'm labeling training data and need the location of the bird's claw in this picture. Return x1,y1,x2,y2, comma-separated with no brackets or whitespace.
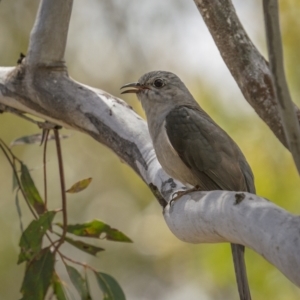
170,186,201,204
171,190,188,201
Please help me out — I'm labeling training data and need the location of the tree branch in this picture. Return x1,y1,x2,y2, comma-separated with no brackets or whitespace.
0,66,184,205
26,0,73,66
1,0,300,290
1,64,299,286
193,0,300,150
164,190,300,287
263,0,300,174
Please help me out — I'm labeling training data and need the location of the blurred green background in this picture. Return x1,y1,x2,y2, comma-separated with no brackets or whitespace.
0,0,299,299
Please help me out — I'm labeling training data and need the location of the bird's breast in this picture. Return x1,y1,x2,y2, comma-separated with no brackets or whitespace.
153,121,198,186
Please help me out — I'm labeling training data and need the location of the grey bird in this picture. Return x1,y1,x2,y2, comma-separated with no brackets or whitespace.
121,71,255,300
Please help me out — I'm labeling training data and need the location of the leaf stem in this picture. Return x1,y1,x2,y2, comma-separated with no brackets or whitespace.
59,252,97,272
0,138,22,163
43,130,50,209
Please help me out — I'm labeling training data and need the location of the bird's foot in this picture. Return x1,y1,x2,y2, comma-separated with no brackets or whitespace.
171,185,201,202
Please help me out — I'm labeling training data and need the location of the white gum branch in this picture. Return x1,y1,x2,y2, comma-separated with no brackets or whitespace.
26,0,73,65
0,0,299,289
1,64,300,287
164,191,300,287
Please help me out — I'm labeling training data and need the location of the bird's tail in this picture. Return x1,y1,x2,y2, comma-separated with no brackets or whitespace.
231,243,251,300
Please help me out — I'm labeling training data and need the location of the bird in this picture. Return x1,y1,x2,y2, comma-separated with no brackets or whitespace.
121,70,255,300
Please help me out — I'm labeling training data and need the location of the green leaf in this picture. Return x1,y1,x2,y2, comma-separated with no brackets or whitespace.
65,265,91,300
10,133,70,147
94,272,126,300
84,269,91,299
20,247,55,300
20,163,46,215
12,171,19,191
52,272,68,300
66,178,92,193
18,211,56,264
56,233,104,256
15,192,24,232
56,220,132,243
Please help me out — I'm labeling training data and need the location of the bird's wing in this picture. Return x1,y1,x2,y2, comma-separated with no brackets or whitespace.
238,156,256,194
165,105,254,192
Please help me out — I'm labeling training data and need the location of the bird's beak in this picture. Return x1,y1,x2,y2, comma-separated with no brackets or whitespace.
120,82,148,94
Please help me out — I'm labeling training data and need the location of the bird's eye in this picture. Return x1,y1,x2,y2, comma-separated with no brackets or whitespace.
153,79,164,88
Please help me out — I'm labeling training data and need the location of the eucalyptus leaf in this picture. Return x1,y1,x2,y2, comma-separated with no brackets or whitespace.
20,247,55,300
10,133,69,146
56,220,132,243
65,265,91,300
66,178,92,193
20,163,45,215
15,192,24,232
12,171,19,191
94,271,126,300
52,272,68,300
55,232,104,256
18,211,56,264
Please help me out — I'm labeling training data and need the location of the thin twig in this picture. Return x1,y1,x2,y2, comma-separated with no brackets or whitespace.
0,138,22,163
53,128,68,251
1,105,62,132
263,0,300,174
59,252,96,272
1,106,42,126
43,130,50,208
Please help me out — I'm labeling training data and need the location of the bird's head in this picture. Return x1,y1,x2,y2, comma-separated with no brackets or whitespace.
121,71,195,115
